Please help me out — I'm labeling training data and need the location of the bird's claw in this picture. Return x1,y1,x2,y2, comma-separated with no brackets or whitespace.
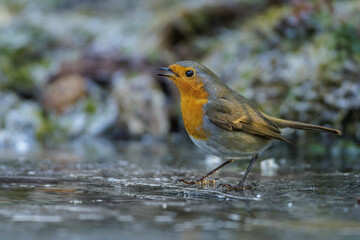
177,177,217,185
217,182,256,191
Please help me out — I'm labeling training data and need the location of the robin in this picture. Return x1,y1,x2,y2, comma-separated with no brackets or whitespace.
158,61,342,190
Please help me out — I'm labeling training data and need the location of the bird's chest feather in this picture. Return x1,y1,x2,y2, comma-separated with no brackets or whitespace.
180,95,209,140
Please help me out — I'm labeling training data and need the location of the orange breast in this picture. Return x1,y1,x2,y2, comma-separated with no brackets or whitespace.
180,95,209,140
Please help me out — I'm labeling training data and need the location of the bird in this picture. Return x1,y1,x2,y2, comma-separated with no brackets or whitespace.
157,60,342,190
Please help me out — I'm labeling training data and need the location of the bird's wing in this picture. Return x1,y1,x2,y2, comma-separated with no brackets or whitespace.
205,97,290,143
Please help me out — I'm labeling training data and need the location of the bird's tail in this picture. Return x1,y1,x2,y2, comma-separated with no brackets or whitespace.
263,114,342,136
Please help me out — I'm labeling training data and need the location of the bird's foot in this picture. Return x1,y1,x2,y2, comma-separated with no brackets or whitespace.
217,182,256,191
177,176,217,185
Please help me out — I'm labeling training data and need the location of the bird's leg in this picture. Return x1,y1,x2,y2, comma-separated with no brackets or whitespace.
218,153,259,191
237,153,259,188
178,159,234,184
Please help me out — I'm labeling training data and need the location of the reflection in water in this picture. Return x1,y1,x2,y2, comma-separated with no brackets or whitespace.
0,140,359,240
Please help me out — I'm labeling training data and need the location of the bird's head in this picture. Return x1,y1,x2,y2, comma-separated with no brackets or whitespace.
158,60,228,99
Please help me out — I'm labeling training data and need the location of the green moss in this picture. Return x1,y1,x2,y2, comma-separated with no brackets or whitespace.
36,111,54,141
243,5,289,33
84,97,97,115
36,110,67,144
0,24,54,94
2,0,26,13
306,142,327,156
333,22,360,57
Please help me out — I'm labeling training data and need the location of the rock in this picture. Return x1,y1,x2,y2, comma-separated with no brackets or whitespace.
112,72,169,138
0,93,41,154
43,74,87,113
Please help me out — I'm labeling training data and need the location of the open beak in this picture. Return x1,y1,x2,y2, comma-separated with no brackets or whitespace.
157,67,177,78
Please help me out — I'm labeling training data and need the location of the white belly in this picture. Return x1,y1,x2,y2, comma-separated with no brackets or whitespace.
189,116,273,159
190,134,272,160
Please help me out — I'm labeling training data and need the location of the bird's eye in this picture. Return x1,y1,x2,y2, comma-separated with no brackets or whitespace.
185,70,194,77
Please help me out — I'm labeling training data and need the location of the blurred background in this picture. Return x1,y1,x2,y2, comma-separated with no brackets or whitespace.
0,0,359,157
1,1,360,239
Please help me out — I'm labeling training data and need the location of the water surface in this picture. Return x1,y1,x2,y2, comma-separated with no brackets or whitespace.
0,140,359,240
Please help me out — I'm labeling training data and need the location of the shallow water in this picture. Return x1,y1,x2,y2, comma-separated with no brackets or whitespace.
0,139,359,240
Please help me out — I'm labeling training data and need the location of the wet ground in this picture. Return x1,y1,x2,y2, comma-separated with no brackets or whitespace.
0,139,359,240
